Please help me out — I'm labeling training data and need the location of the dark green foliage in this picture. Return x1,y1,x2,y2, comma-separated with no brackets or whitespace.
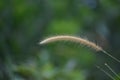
0,0,120,80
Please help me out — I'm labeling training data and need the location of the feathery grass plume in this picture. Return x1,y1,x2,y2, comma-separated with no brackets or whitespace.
40,35,102,51
40,35,120,63
40,35,120,80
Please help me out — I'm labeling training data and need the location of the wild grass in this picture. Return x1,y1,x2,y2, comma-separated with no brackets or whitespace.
40,35,120,80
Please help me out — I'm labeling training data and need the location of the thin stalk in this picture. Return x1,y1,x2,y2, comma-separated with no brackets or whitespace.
96,65,116,80
102,50,120,63
105,63,120,79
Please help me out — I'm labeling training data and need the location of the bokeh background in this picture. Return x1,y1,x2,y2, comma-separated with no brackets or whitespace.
0,0,120,80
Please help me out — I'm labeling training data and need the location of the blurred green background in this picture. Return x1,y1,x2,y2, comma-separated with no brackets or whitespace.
0,0,120,80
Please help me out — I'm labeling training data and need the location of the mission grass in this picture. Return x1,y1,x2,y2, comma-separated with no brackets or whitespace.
40,35,102,51
40,35,120,63
40,35,120,80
